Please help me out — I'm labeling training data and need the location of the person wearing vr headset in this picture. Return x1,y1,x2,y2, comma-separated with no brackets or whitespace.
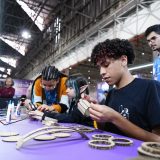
30,65,69,113
0,77,15,98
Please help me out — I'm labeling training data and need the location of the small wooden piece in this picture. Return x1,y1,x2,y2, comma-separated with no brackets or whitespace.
138,146,160,159
0,131,19,137
2,136,21,142
34,134,56,141
141,142,160,155
92,134,113,140
110,137,133,146
78,99,90,116
52,133,71,138
88,140,115,150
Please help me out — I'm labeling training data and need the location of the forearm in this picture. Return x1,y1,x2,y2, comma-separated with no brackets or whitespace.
112,113,160,142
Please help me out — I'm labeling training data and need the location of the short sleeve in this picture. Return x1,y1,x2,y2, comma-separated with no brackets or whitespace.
146,81,160,128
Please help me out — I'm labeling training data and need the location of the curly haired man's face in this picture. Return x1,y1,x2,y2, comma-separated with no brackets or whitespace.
147,31,160,51
97,57,127,86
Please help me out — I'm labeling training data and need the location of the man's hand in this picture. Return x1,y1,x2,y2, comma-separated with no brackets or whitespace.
81,93,97,104
89,103,118,122
37,104,55,112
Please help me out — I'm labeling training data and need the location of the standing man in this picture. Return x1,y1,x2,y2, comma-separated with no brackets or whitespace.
87,38,160,142
145,24,160,81
31,65,69,113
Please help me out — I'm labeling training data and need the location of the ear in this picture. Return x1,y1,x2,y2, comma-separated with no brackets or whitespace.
80,85,88,93
121,55,127,66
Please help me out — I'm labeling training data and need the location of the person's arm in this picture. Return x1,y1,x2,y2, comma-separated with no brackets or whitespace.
89,103,160,142
152,127,160,136
33,78,44,108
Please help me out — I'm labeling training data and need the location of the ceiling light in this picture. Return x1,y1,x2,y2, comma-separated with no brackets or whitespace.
0,57,16,67
21,30,31,39
2,74,7,78
0,67,5,72
129,63,153,71
141,53,145,55
7,69,11,75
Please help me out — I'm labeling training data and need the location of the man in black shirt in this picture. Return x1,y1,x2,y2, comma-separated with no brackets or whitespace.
89,38,160,142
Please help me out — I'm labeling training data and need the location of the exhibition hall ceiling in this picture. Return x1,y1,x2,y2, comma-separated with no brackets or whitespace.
0,0,156,82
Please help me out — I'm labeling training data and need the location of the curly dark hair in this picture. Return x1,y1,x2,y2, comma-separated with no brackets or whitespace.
91,38,135,65
145,24,160,37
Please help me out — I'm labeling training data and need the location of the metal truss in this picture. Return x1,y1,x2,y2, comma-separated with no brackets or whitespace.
1,0,156,79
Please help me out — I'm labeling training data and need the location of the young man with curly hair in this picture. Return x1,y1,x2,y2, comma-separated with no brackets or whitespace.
89,38,160,142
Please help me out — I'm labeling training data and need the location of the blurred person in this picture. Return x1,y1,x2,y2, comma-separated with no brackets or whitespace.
85,38,160,142
0,77,15,98
145,24,160,81
44,74,93,126
29,74,93,126
31,65,69,113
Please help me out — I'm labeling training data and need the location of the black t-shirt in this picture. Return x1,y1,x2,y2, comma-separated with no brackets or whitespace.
99,78,160,136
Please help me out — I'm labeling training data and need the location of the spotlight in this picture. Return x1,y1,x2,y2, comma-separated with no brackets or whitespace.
21,30,31,39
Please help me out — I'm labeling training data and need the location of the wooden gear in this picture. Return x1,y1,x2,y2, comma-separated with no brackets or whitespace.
88,140,115,150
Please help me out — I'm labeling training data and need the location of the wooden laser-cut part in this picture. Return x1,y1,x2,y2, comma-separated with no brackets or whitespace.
0,131,19,137
34,134,56,141
2,136,22,142
78,99,90,116
16,126,89,149
92,134,114,140
52,133,71,138
88,140,115,150
138,146,160,159
141,142,160,155
110,137,133,146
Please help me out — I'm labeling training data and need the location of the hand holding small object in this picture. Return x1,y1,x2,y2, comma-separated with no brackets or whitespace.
81,93,97,104
37,104,55,112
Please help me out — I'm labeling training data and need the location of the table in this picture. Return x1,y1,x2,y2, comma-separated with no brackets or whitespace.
0,119,142,160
